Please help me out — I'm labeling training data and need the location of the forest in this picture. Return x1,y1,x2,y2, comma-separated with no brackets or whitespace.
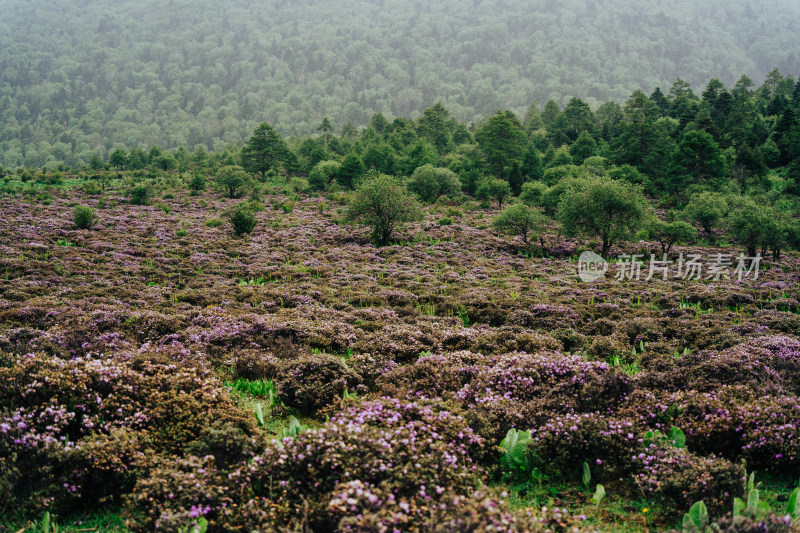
1,0,800,168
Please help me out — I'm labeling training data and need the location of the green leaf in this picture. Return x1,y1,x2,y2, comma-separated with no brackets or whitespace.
591,484,606,506
582,461,591,487
747,471,755,491
254,403,264,426
757,500,770,517
685,501,708,529
500,428,531,469
747,487,759,512
287,415,302,437
733,497,745,517
786,487,799,518
510,441,530,467
500,428,521,455
668,426,686,449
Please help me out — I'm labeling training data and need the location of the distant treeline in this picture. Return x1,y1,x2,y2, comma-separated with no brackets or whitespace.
1,0,799,168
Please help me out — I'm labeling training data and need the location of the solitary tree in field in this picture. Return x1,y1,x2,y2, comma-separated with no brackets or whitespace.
345,173,422,246
558,176,648,257
241,122,288,178
216,165,250,198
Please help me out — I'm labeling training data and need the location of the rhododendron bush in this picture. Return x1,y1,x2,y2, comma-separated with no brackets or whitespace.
1,187,799,531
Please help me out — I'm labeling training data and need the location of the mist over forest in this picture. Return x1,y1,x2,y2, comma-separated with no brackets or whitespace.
0,0,799,168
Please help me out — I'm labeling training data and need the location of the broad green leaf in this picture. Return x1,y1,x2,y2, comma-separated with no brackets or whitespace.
500,428,521,455
787,487,799,518
687,501,707,529
510,441,529,467
747,487,759,511
582,461,591,487
591,484,606,506
757,500,770,517
733,497,745,517
669,426,686,449
254,403,264,426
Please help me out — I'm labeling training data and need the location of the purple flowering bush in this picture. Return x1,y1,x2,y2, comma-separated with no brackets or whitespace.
634,444,744,517
0,352,256,512
276,353,364,414
3,188,800,529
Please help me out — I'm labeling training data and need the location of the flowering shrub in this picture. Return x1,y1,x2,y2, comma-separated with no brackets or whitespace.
0,353,255,511
276,353,364,414
634,444,744,517
527,413,643,481
457,352,631,437
3,188,800,527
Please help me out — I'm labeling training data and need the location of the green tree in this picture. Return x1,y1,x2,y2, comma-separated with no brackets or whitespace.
477,178,511,208
725,196,772,257
241,122,288,178
216,165,250,198
189,174,206,195
683,191,728,242
73,205,97,230
317,117,333,147
523,99,544,133
416,103,451,151
345,173,422,246
128,185,150,206
336,152,365,189
475,111,526,177
549,97,597,145
569,131,598,165
611,90,674,178
128,147,147,170
152,153,177,171
492,203,549,246
226,203,258,236
407,164,461,203
89,153,104,170
669,130,726,191
370,113,389,135
520,181,548,206
147,146,162,165
521,144,544,182
557,176,648,257
403,141,437,175
646,218,697,254
541,100,561,128
109,148,128,169
308,160,341,191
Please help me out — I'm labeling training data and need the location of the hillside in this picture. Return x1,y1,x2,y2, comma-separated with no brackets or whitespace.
0,0,799,168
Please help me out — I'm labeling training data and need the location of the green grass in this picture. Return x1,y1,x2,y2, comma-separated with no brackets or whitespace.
225,377,276,398
3,509,129,533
